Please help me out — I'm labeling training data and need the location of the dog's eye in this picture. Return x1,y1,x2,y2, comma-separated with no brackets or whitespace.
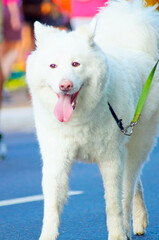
72,62,80,67
50,64,57,69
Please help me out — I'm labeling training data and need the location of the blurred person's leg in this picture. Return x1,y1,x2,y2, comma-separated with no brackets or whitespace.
0,57,6,160
0,56,3,108
0,0,23,159
21,24,34,57
1,2,23,80
0,47,7,160
1,41,19,80
0,2,7,160
0,0,2,107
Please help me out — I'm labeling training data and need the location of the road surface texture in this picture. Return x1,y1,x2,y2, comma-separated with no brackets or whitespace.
0,130,158,240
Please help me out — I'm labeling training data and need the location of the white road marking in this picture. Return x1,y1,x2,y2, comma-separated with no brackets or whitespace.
0,191,84,207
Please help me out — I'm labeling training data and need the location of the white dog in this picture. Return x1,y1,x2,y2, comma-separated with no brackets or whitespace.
26,0,159,239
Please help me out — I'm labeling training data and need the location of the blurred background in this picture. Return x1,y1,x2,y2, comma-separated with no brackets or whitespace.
0,1,159,240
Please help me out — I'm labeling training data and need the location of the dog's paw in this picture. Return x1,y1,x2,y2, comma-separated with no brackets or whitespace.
133,210,148,235
125,229,131,240
124,222,131,240
108,232,127,240
39,234,59,240
39,231,59,240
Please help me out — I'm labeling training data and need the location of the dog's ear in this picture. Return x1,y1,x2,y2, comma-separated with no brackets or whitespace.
34,21,45,41
77,18,98,47
77,24,95,47
34,21,59,47
90,17,98,39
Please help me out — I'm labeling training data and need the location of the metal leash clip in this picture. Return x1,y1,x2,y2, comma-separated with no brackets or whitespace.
121,121,138,136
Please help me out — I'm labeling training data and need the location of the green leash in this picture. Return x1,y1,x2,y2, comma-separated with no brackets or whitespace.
132,60,159,123
108,60,159,136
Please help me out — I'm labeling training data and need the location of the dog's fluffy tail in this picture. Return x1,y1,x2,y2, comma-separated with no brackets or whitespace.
95,0,159,59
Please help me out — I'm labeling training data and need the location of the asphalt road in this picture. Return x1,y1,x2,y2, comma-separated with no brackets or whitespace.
0,132,159,240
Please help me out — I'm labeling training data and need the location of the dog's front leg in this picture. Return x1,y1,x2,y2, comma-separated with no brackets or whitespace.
98,157,127,240
39,154,72,240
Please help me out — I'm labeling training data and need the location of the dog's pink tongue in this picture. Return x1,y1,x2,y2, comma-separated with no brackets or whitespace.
54,95,73,122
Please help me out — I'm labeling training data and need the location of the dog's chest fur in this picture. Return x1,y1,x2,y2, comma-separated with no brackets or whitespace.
56,115,117,163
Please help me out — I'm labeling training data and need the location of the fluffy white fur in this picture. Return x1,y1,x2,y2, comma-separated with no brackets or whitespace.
26,0,159,239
